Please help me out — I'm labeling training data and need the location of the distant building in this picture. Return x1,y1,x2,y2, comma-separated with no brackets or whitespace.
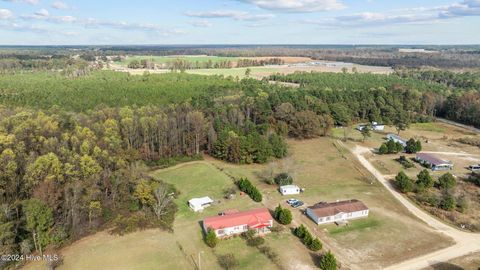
306,199,369,225
188,197,213,212
279,185,301,195
416,153,454,171
356,122,385,131
398,48,438,54
386,134,407,147
203,208,273,238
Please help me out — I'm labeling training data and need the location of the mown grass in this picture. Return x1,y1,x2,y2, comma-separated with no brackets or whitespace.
411,122,446,133
327,217,382,235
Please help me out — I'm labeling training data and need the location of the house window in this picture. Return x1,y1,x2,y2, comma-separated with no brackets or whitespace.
326,216,331,221
243,225,248,230
217,230,224,235
318,218,323,222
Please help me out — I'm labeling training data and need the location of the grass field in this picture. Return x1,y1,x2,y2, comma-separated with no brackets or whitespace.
116,55,241,66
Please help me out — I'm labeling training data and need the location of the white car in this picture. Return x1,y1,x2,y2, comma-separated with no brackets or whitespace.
286,199,299,205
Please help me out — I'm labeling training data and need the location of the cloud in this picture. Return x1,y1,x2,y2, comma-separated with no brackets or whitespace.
184,10,274,21
190,20,213,27
1,0,39,5
0,9,14,20
303,0,480,28
51,1,69,10
236,0,345,12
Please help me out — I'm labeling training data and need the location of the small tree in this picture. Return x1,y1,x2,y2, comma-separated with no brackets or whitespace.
405,138,419,154
379,144,388,155
360,127,371,142
278,208,292,225
218,253,239,270
245,68,251,77
416,169,434,192
457,195,469,213
395,171,414,193
438,173,456,190
302,231,313,246
274,173,293,186
205,229,218,248
309,238,323,251
440,194,456,211
294,224,307,238
318,251,337,270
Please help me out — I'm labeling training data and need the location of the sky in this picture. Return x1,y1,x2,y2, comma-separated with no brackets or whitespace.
0,0,480,45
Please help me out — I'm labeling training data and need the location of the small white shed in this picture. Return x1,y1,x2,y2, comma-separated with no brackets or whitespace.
188,197,213,212
279,185,301,196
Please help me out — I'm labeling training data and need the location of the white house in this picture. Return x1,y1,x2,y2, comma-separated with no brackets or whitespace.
279,185,301,195
188,197,213,212
203,208,273,238
306,199,369,225
356,122,385,131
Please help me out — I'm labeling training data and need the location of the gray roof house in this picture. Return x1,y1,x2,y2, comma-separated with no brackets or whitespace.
416,153,453,171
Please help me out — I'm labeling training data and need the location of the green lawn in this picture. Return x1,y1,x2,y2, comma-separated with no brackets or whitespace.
186,67,281,79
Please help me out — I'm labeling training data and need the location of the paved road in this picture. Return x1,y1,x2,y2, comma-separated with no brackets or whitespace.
352,145,480,270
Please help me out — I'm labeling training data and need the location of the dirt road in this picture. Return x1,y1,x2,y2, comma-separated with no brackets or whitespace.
351,145,480,270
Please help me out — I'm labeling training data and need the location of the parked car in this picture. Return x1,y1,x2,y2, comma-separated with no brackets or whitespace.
469,164,480,171
291,201,304,208
287,199,299,205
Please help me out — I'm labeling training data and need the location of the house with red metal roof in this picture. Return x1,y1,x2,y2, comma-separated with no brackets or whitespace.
306,199,369,225
202,208,273,238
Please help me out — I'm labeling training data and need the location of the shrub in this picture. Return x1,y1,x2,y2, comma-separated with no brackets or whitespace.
294,224,307,238
309,238,323,251
457,195,469,213
236,177,262,202
379,144,388,155
217,253,239,270
247,236,265,247
397,155,414,169
416,169,434,192
395,171,414,193
406,138,422,154
274,173,293,186
438,173,456,190
440,194,456,211
258,245,279,262
318,251,337,270
274,205,292,225
205,229,218,248
302,231,313,246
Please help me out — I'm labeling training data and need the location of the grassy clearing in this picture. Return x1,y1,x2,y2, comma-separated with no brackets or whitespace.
411,122,446,133
327,216,382,235
186,67,280,79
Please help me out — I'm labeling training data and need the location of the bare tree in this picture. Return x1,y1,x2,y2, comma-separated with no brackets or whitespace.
152,184,173,219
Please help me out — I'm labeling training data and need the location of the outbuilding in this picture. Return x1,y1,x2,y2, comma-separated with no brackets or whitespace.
279,185,301,195
306,199,369,225
416,153,454,171
188,197,213,212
